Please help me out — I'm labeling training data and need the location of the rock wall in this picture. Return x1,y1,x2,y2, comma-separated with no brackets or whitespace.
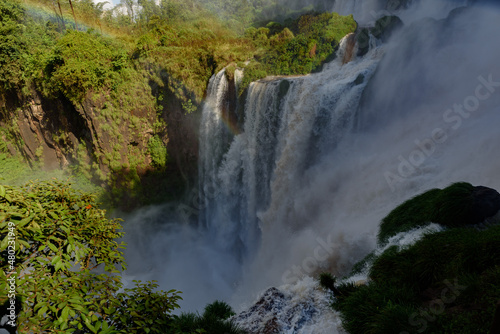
0,79,200,207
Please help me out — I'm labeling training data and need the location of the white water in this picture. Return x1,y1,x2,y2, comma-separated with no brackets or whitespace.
234,223,444,333
345,223,444,284
120,1,500,331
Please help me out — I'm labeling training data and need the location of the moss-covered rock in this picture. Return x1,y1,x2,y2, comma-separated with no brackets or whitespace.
378,182,500,245
357,16,403,57
371,15,403,42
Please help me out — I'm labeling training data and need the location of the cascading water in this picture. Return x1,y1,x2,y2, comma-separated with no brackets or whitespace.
121,0,500,331
199,34,383,285
193,35,384,331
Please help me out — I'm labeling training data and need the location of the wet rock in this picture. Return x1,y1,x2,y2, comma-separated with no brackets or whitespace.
470,186,500,223
233,279,338,334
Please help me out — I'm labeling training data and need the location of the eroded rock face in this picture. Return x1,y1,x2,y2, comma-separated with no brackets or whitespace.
0,83,199,190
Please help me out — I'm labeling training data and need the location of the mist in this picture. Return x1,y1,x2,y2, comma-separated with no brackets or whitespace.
119,0,500,314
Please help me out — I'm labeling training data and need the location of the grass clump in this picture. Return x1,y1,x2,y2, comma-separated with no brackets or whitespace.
319,272,337,292
148,134,168,169
168,300,245,334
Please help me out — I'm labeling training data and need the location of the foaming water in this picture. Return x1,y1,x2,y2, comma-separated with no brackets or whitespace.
345,223,444,283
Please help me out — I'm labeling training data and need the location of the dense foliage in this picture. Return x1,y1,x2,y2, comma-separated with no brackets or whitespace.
0,181,245,333
259,12,356,75
240,11,357,92
0,181,182,333
42,30,128,102
330,184,500,334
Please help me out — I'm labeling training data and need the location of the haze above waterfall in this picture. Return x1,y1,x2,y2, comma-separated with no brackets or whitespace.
120,0,500,317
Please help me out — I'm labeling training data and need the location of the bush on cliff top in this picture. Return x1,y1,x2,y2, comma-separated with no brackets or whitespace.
335,225,500,334
248,12,357,75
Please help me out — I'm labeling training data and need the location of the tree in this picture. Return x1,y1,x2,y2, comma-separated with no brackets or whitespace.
0,181,181,333
68,0,78,29
121,0,135,23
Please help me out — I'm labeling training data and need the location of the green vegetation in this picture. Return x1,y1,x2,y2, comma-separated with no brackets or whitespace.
378,182,481,244
239,12,357,92
330,183,500,334
169,300,244,334
42,29,128,102
0,181,181,332
0,180,246,333
148,135,168,169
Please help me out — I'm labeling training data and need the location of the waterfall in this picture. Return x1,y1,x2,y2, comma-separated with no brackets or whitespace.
197,1,500,330
198,36,384,305
121,1,500,328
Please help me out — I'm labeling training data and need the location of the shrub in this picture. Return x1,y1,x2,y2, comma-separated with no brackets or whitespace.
203,300,236,320
148,135,168,169
335,223,500,333
319,272,337,292
0,0,26,90
168,300,245,334
43,30,127,101
238,61,268,96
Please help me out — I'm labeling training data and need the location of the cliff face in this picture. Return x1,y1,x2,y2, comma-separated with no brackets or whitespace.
0,79,199,208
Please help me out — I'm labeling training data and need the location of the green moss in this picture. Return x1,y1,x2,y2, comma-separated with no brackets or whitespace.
0,153,30,183
378,182,480,244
